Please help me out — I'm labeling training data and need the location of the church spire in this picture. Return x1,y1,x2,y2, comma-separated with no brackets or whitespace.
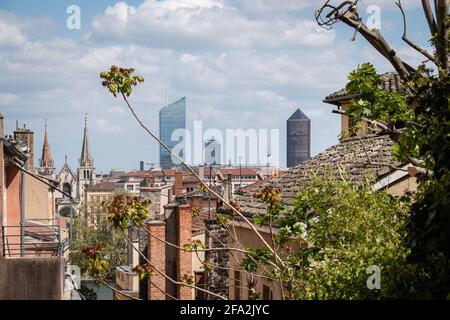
79,113,93,167
38,119,55,175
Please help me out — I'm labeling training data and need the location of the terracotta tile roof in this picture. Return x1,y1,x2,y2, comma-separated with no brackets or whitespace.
323,72,406,104
120,170,151,178
235,178,272,194
234,134,401,217
86,181,115,192
182,174,210,184
147,169,177,178
218,168,259,177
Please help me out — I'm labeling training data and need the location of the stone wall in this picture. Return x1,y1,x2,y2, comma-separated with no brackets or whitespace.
205,218,229,299
0,257,64,300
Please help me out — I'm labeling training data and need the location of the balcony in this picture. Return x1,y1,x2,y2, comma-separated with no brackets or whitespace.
2,218,68,258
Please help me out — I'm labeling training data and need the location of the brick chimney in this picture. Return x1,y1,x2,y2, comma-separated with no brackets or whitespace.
0,113,4,257
175,171,183,196
176,204,193,299
147,220,166,300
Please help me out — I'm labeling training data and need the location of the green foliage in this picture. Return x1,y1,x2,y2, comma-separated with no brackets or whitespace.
132,263,155,280
80,243,110,278
249,174,410,299
183,239,205,252
191,208,201,218
102,194,151,229
346,63,413,133
289,175,409,299
217,214,230,225
345,60,450,298
100,65,144,97
241,248,274,273
69,200,127,281
181,274,195,285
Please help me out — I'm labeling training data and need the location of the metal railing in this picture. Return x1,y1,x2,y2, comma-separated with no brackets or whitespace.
2,219,64,257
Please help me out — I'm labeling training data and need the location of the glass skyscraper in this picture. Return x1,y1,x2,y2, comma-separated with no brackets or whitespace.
159,97,187,169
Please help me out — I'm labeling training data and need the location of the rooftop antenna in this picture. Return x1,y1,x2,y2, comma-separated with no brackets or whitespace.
44,118,47,132
266,152,271,167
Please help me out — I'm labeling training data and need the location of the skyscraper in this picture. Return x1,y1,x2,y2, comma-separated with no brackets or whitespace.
205,138,221,166
287,108,310,167
159,97,187,169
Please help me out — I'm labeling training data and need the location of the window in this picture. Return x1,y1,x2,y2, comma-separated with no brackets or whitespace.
63,183,71,195
234,271,241,300
127,185,134,191
262,284,273,300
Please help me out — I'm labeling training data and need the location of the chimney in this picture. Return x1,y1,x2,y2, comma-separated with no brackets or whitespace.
223,173,233,202
14,124,34,173
0,113,4,257
140,161,144,171
167,188,172,204
175,171,183,196
199,165,204,180
147,220,166,300
176,204,193,300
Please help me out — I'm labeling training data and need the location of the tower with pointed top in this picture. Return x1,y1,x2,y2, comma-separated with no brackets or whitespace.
37,120,56,177
77,114,96,201
287,108,310,167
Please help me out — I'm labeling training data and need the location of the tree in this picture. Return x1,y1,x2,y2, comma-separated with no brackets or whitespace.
316,0,450,298
69,197,127,282
243,173,410,299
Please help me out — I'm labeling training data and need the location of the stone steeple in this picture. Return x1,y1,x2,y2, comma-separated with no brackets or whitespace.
79,114,93,168
38,119,55,176
77,114,96,200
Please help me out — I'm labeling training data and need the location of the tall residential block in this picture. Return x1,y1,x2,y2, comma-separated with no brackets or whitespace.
286,108,310,167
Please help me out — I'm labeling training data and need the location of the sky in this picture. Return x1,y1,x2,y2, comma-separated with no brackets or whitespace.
0,0,431,173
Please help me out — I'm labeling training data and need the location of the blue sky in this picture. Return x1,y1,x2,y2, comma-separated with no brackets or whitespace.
0,0,431,173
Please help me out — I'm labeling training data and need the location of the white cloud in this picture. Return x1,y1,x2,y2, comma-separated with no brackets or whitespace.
235,0,314,13
89,0,335,50
0,1,424,170
96,118,123,134
0,93,18,106
0,12,27,48
107,106,127,114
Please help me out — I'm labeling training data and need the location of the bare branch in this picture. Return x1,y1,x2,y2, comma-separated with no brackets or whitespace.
435,0,449,72
316,1,417,80
396,0,437,64
422,0,438,35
